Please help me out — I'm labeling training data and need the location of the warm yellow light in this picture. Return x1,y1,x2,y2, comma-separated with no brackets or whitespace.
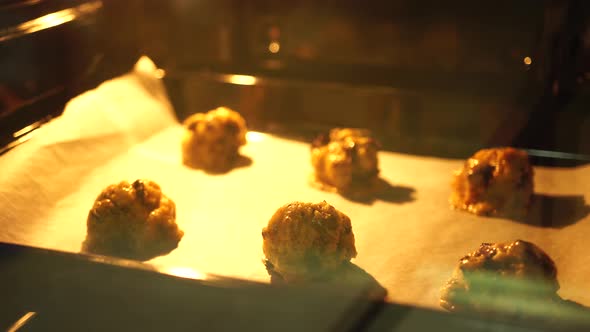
227,74,257,86
246,131,266,143
36,12,76,30
134,57,165,79
162,267,207,280
13,123,39,138
154,68,166,79
523,56,532,65
7,312,36,332
268,42,280,54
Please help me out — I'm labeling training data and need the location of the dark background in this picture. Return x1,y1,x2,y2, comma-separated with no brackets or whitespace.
1,0,589,160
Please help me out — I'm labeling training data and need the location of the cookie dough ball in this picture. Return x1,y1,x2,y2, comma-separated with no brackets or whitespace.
440,240,559,314
450,147,533,217
182,106,247,172
83,180,184,261
311,128,380,194
262,201,357,282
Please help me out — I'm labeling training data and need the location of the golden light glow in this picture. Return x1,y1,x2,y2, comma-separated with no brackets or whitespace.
154,68,166,79
523,56,532,65
226,74,257,86
0,1,102,42
162,267,207,280
0,131,35,155
33,12,76,31
268,42,280,54
7,312,36,332
13,123,40,138
135,56,156,72
246,131,266,143
134,56,166,79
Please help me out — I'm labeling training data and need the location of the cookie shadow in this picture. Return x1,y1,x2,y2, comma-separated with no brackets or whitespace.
513,194,590,228
264,260,387,300
198,154,253,175
342,178,415,206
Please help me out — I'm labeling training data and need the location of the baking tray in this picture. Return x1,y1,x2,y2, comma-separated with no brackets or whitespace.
0,58,589,325
0,242,381,332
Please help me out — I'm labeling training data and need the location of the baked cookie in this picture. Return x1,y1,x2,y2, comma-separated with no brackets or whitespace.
182,106,247,172
262,201,357,282
440,240,559,315
450,147,533,217
311,128,380,195
83,180,184,261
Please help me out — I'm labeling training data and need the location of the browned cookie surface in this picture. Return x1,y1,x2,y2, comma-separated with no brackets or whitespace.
440,240,559,315
451,147,533,217
182,107,247,172
311,128,380,195
262,201,357,282
83,180,184,261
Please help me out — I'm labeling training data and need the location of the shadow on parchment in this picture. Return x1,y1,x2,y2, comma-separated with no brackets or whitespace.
264,260,386,301
510,193,590,228
185,154,253,175
341,178,415,206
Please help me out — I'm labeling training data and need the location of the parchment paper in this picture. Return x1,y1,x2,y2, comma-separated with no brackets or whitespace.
1,57,589,312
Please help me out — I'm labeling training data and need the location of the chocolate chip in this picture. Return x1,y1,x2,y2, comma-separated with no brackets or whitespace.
133,180,145,201
468,165,495,187
223,121,240,135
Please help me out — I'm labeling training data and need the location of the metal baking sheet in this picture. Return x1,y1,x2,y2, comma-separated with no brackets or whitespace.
0,57,589,312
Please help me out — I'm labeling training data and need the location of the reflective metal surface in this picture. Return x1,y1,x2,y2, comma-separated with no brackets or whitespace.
0,1,102,42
